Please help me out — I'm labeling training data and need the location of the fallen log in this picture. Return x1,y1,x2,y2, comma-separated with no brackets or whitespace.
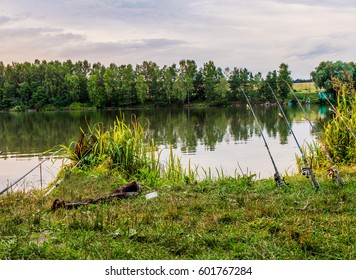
51,181,140,211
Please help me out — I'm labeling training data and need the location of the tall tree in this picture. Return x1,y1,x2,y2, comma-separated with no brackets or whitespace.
311,61,355,97
65,74,81,104
173,60,196,104
0,62,4,108
277,63,293,101
136,61,162,102
259,71,278,102
88,63,106,108
228,68,253,101
162,64,177,104
135,74,148,104
119,64,136,105
214,76,230,101
202,61,220,101
103,64,120,106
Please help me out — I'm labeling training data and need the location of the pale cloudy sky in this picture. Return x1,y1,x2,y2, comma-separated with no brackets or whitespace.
0,0,355,78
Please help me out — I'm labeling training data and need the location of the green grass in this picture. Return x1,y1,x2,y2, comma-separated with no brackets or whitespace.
289,83,319,104
293,82,318,94
0,167,355,260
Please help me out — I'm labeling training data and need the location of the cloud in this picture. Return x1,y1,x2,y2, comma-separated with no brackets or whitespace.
0,27,85,45
291,31,356,61
296,44,343,60
1,0,356,78
57,37,188,65
268,0,356,7
0,26,87,63
0,16,12,25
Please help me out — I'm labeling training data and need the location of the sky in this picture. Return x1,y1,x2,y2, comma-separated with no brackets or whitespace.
1,0,355,79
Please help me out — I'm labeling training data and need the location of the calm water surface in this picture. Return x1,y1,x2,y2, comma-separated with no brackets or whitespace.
0,105,331,191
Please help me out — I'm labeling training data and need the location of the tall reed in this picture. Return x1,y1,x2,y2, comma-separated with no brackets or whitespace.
323,87,356,164
57,116,158,177
296,82,356,170
56,116,199,182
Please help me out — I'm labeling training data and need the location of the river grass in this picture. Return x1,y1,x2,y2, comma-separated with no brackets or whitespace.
0,165,355,260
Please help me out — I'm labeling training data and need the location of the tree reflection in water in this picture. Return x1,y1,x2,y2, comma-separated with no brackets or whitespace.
0,104,331,181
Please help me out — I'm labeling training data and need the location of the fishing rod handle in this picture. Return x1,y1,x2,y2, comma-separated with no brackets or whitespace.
310,171,320,189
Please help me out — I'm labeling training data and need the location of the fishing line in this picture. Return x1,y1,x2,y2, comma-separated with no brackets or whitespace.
284,81,344,185
0,158,48,196
267,83,320,189
241,88,285,187
0,149,61,197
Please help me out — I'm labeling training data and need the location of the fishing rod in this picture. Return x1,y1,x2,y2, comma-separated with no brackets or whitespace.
267,83,320,189
284,81,344,185
241,88,285,187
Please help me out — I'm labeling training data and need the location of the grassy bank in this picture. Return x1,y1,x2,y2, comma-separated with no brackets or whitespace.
0,166,355,260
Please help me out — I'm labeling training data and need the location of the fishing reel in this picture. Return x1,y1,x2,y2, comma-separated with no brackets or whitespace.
274,173,286,187
327,168,335,179
301,167,310,178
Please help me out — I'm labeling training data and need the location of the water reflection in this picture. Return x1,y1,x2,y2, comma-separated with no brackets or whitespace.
0,105,332,189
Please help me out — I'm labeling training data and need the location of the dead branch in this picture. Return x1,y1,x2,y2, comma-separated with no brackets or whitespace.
51,181,140,211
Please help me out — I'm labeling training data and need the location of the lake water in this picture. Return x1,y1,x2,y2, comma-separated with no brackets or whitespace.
0,104,331,192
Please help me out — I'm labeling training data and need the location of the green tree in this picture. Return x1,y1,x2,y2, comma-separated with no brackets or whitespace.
277,63,293,101
0,62,4,109
3,63,19,107
162,64,177,104
311,61,354,98
259,71,278,102
193,69,205,101
73,60,90,103
136,61,162,103
88,63,106,108
135,74,148,104
65,74,81,103
228,68,253,101
202,61,220,101
173,60,196,104
118,64,136,105
214,76,230,101
103,64,120,106
43,61,71,107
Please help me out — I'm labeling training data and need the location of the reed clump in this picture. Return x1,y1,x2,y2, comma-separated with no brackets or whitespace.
297,82,356,171
323,88,356,164
56,116,198,183
56,116,157,177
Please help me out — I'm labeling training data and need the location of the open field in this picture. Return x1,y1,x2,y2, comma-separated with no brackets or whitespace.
293,82,318,94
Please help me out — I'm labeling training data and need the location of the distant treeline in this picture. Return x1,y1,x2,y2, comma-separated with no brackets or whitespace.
0,59,296,110
293,79,312,83
2,59,353,111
